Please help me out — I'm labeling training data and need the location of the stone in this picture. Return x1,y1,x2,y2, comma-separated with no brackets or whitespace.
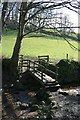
76,94,80,96
16,101,21,107
59,91,68,96
30,104,39,112
69,89,78,96
20,103,29,110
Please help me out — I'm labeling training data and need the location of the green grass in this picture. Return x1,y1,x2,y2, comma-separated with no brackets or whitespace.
2,30,79,61
2,30,17,58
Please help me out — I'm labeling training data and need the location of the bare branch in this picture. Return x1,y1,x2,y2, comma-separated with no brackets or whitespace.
2,2,8,28
45,25,80,51
64,5,80,14
25,1,71,23
69,2,80,9
5,3,16,24
23,26,44,37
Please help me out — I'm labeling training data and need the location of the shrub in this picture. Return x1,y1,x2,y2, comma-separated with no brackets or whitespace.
56,59,80,86
36,88,51,103
6,20,19,30
2,58,18,88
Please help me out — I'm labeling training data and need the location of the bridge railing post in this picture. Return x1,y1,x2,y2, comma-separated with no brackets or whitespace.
41,65,44,81
33,61,36,73
56,65,59,81
41,71,43,81
27,60,30,70
18,55,23,79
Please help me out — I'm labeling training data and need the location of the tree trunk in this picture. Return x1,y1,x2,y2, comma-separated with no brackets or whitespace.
10,2,27,80
11,32,23,68
2,2,8,29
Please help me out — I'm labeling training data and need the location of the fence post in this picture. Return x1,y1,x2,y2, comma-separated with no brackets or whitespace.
66,53,68,60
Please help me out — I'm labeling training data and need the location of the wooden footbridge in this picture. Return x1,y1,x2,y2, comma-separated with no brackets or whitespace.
18,55,60,92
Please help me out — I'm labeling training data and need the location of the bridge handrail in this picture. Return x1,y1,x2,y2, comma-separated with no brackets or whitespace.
18,55,58,81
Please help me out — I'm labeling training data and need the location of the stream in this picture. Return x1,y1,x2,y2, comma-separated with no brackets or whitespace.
52,86,80,119
3,86,80,120
13,86,80,119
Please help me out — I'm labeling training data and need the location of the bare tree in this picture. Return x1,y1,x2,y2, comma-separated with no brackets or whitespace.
2,2,16,29
2,2,8,29
2,0,80,80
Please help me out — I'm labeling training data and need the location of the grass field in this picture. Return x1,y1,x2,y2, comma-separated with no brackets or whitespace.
2,30,79,61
